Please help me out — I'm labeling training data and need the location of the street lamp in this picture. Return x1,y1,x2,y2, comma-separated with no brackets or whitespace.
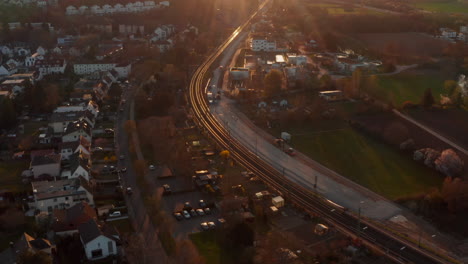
357,201,364,238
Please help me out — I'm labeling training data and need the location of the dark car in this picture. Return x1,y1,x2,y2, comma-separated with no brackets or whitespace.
190,209,197,217
199,200,206,208
173,212,183,221
183,202,192,211
203,207,212,215
163,184,172,195
126,187,133,195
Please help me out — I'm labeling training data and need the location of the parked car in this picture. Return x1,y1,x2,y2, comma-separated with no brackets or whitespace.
182,210,191,219
120,167,127,173
149,165,156,170
109,211,121,218
285,147,296,156
208,222,216,229
126,187,133,195
194,208,204,216
190,209,197,217
119,155,125,160
199,200,206,208
163,184,172,195
174,212,183,221
218,218,226,225
183,202,192,211
203,207,212,215
200,222,209,231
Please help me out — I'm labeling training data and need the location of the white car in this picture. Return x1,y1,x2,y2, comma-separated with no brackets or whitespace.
196,209,205,216
149,165,156,170
200,222,209,230
109,211,121,218
182,210,191,219
208,222,216,229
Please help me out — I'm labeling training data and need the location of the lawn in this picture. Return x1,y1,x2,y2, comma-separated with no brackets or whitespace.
0,161,30,192
108,219,133,234
271,122,443,200
412,0,468,13
362,73,445,107
189,231,235,264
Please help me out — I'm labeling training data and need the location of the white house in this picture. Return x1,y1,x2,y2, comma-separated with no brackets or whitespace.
154,40,172,53
74,63,117,75
114,62,132,78
79,219,119,260
102,4,113,13
251,36,276,52
30,178,94,213
440,28,457,39
62,120,92,143
60,136,91,160
36,46,47,55
0,63,18,77
49,111,87,134
79,5,89,14
0,79,27,96
66,5,79,15
35,58,67,77
67,152,91,181
114,3,125,12
0,46,13,57
25,53,44,67
30,153,61,179
159,0,169,7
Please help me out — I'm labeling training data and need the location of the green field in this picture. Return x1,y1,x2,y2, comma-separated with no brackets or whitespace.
189,231,232,264
0,162,30,192
362,73,445,107
412,0,468,13
272,122,443,200
305,3,380,15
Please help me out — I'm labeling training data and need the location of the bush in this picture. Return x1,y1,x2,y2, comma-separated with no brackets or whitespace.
401,100,418,109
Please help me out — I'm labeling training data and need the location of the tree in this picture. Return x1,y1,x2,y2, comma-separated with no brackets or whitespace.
264,69,282,97
435,149,464,177
350,69,362,97
421,88,434,108
0,97,17,130
17,251,52,264
319,74,332,90
173,239,205,264
443,80,458,96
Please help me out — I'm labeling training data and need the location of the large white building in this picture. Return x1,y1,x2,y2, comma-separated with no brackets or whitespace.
65,1,164,15
251,37,276,52
74,63,116,75
30,178,94,213
79,219,119,260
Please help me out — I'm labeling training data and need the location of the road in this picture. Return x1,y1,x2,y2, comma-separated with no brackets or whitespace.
187,0,452,263
115,84,168,263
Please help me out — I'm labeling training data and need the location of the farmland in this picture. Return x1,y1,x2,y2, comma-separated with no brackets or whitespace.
361,72,446,107
355,32,450,62
411,0,468,13
272,122,443,200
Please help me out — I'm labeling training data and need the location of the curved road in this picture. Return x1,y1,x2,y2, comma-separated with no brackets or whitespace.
188,1,451,263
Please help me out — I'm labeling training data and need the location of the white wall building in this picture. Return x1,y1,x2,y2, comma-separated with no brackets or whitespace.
251,37,276,52
79,219,118,260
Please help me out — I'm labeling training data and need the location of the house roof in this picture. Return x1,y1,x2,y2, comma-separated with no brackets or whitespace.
30,149,55,160
50,110,86,123
14,232,52,253
31,153,61,166
69,152,89,173
32,178,86,200
78,219,117,244
64,120,91,136
53,201,96,232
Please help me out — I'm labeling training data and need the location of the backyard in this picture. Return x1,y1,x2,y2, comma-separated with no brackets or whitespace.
0,161,30,193
361,72,445,107
189,231,235,264
268,120,443,200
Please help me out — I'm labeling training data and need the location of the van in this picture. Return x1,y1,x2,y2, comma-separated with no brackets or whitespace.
109,211,121,218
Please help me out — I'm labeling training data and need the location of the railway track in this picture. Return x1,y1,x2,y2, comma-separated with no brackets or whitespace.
188,1,450,263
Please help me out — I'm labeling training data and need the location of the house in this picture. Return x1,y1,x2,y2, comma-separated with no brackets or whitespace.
154,40,172,53
74,63,116,75
0,233,55,262
66,5,79,15
52,201,97,236
25,53,44,67
60,135,91,160
114,62,132,78
49,111,88,134
159,0,169,7
0,46,13,57
79,219,119,260
57,35,78,46
0,79,26,96
79,5,89,14
30,153,61,179
319,90,344,101
0,63,18,77
36,46,47,56
35,58,67,77
66,152,91,181
229,67,250,81
62,120,92,143
30,178,94,213
287,54,307,66
440,28,457,39
251,35,276,52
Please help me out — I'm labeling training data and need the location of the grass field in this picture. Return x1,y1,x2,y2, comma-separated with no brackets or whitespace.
190,231,235,264
0,162,30,192
412,0,468,13
271,121,443,200
304,2,380,15
362,73,445,107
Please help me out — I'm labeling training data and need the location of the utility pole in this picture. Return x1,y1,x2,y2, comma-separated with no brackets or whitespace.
255,136,258,156
357,206,361,238
314,174,317,188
